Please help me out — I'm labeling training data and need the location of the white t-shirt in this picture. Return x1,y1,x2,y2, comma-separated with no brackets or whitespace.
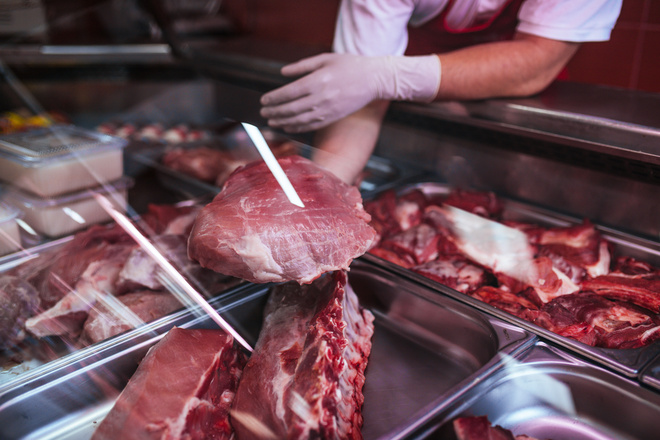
334,0,622,56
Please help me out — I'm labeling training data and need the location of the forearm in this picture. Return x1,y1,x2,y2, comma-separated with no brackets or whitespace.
436,32,580,100
312,100,389,184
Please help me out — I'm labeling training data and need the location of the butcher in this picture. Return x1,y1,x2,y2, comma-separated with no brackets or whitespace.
260,0,623,184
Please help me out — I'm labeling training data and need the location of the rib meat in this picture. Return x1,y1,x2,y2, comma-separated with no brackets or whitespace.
188,155,377,284
92,327,246,440
232,271,374,439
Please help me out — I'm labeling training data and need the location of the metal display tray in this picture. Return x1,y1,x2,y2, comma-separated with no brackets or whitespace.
362,180,660,378
124,126,420,199
0,259,536,440
640,354,660,393
426,341,660,440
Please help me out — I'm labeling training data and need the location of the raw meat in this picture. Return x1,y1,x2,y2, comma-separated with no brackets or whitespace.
453,415,539,440
161,140,297,186
0,276,40,350
92,327,246,440
414,258,493,294
581,256,660,313
470,286,541,322
535,292,660,348
79,290,182,345
162,146,247,184
188,155,377,284
529,220,611,283
232,271,374,439
25,242,136,338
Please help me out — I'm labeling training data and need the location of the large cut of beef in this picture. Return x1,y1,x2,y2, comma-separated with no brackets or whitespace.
188,155,377,284
232,271,374,439
92,327,246,440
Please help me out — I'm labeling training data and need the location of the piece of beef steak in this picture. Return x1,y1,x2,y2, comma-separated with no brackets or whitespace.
188,155,377,284
232,271,374,439
92,327,246,440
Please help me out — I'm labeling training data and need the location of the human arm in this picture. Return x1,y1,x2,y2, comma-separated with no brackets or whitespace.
299,32,579,184
436,31,579,100
311,100,389,184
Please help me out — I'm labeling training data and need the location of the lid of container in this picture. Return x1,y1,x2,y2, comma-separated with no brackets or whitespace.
1,176,134,209
0,124,128,167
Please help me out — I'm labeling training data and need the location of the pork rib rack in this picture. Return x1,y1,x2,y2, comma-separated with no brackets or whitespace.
188,155,377,284
232,270,375,439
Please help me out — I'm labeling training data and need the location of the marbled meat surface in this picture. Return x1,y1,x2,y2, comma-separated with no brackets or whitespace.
188,155,377,284
92,327,246,440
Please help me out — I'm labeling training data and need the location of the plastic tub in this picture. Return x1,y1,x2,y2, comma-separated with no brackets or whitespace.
0,202,21,256
1,177,133,238
0,125,128,197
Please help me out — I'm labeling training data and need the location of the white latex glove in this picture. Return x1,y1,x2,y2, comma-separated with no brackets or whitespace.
260,53,441,133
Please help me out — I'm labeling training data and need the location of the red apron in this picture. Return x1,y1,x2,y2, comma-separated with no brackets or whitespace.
405,0,525,55
405,0,568,79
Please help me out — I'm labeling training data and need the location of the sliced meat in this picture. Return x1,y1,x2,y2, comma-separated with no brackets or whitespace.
80,290,182,345
25,242,135,339
533,220,611,282
188,155,377,284
0,276,40,350
470,286,541,322
413,257,492,294
581,257,660,313
92,327,246,440
535,292,660,349
232,271,374,440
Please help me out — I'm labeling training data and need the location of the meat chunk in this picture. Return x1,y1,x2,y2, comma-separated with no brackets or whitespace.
581,256,660,313
0,276,40,350
414,257,492,294
24,242,136,338
232,271,374,439
79,290,182,345
535,292,660,349
188,155,377,284
92,327,246,440
453,416,539,440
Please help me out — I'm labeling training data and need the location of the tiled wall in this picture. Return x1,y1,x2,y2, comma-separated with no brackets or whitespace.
566,0,659,93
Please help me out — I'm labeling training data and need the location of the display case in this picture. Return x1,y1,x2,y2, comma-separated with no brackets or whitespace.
1,1,659,439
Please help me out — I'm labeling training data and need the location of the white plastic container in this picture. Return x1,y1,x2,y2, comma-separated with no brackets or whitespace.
0,202,22,256
0,125,128,197
1,177,133,238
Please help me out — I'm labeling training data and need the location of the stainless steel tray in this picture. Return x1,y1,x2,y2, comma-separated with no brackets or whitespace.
0,259,536,439
125,126,416,198
426,341,660,440
363,181,660,378
640,354,660,393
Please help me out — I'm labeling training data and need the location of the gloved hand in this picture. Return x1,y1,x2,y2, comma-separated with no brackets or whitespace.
260,53,441,133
